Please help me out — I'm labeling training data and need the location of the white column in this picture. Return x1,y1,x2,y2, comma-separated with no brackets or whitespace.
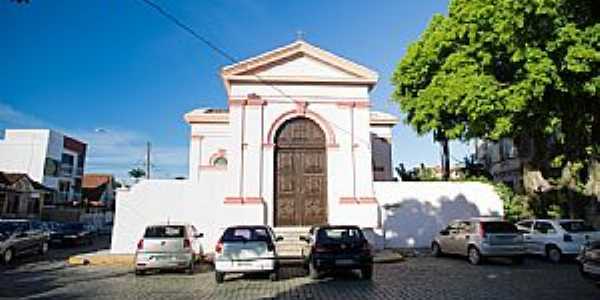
188,134,202,183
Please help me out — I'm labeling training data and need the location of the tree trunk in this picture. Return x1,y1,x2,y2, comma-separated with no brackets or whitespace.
440,138,450,181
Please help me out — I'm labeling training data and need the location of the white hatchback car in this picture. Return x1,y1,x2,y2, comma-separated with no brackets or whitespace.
214,225,283,283
516,219,600,263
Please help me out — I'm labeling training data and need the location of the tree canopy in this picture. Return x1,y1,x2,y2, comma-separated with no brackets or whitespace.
392,0,599,192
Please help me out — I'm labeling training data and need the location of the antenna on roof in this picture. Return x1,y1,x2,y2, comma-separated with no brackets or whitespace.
296,30,305,41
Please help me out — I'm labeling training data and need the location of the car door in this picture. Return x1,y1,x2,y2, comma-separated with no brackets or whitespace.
438,222,459,254
453,221,473,256
13,222,31,253
518,221,535,253
530,221,557,254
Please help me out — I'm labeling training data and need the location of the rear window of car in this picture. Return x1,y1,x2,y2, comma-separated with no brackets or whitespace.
317,227,365,243
221,227,271,243
560,221,595,233
144,226,185,238
481,222,518,233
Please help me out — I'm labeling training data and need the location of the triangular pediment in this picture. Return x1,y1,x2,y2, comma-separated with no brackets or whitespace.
221,40,378,86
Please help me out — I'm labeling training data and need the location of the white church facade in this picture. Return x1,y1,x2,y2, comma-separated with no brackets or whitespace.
111,41,503,254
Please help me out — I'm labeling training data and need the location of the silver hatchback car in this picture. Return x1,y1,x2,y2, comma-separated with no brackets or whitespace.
432,218,525,265
134,223,204,275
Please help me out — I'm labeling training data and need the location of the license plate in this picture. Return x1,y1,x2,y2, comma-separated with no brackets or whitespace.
584,264,600,275
336,259,354,266
236,262,252,267
153,256,173,261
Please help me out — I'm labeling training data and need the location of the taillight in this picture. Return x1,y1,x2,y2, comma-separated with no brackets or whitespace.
183,238,191,248
137,239,144,250
564,234,573,242
215,241,223,253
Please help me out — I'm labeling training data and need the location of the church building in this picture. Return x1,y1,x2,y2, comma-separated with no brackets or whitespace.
110,40,502,254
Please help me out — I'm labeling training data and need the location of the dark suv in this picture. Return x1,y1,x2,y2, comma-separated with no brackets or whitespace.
301,225,373,280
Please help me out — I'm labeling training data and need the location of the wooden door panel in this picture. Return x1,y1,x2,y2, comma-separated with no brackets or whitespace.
274,118,327,227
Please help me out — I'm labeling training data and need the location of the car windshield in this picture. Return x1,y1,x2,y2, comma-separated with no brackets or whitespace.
560,221,595,233
0,222,23,235
221,227,271,243
144,226,185,238
481,222,518,233
317,227,364,243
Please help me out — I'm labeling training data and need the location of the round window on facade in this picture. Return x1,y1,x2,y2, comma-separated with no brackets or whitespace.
213,157,227,167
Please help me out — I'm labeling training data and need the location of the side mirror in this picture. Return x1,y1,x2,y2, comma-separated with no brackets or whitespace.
439,230,449,236
195,233,204,238
275,236,284,242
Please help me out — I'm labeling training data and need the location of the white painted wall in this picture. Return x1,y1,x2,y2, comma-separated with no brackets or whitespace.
0,129,51,183
373,181,503,248
110,179,264,254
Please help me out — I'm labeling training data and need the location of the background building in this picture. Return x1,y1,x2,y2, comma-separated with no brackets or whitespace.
0,129,87,205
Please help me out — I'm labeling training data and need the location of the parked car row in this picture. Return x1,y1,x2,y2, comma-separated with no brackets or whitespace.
0,218,112,265
432,218,599,265
134,223,375,283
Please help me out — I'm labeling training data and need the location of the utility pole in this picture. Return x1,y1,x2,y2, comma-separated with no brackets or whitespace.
145,141,151,179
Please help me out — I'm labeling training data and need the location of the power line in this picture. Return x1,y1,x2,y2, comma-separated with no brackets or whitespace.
138,0,373,148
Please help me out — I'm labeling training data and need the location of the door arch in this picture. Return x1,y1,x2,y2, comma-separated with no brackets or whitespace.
274,117,327,226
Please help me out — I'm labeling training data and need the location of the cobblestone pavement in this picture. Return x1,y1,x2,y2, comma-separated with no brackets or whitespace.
1,254,598,300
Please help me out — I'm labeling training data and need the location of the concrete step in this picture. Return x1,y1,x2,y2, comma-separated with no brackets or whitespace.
274,227,311,258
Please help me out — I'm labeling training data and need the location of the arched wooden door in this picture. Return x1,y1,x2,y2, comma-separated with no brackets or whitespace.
274,117,327,226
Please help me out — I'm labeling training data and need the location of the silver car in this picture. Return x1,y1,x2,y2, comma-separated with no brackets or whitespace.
431,218,525,265
134,223,204,275
1,219,49,264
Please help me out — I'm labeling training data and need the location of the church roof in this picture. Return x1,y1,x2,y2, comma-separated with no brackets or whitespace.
221,40,378,88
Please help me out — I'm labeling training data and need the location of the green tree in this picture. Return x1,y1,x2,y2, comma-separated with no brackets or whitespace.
128,168,146,181
392,0,599,216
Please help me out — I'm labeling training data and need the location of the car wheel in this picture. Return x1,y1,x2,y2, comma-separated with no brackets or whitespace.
215,271,225,284
468,247,482,265
361,266,373,280
308,262,320,280
547,246,562,263
2,248,14,265
39,241,49,255
431,242,443,257
135,269,145,276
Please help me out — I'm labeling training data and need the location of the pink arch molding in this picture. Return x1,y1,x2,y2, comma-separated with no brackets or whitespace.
266,109,338,147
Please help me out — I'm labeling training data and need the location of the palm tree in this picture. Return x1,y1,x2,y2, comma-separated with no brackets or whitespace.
128,168,146,182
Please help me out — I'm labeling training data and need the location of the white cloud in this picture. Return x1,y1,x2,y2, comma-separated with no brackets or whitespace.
0,101,188,182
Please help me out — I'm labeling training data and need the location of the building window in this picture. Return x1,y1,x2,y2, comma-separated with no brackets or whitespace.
213,157,228,167
44,158,60,177
0,193,6,213
7,195,20,214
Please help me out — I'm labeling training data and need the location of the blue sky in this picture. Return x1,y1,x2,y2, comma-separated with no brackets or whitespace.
0,0,471,180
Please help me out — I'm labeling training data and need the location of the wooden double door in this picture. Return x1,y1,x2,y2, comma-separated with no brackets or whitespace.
274,117,327,226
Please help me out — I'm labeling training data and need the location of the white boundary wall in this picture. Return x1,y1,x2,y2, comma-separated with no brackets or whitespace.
112,180,503,253
373,181,503,248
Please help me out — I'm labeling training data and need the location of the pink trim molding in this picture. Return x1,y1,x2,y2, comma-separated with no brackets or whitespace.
335,101,370,108
199,165,226,171
339,197,359,204
266,109,337,145
223,197,264,204
339,197,378,204
359,197,378,204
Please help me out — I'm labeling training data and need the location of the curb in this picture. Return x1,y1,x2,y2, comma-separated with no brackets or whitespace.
68,254,134,267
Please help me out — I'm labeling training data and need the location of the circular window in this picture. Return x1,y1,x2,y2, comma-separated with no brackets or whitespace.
213,157,227,167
